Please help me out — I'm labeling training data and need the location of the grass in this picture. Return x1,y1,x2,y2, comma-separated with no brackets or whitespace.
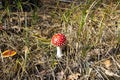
0,0,120,80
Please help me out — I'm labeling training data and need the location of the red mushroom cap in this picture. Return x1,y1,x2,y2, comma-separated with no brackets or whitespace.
51,33,66,46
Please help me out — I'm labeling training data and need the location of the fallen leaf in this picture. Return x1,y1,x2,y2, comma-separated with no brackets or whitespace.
57,71,64,80
101,67,120,77
67,73,81,80
23,46,29,54
2,50,16,58
103,59,112,69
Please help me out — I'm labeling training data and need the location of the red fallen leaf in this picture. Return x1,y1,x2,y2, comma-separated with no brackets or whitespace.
0,23,6,30
0,26,3,30
0,25,4,30
2,50,16,58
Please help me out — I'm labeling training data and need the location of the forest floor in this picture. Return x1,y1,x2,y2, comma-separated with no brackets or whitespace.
0,0,120,80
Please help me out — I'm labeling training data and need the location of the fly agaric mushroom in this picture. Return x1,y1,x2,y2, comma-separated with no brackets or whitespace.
2,50,16,58
51,33,66,58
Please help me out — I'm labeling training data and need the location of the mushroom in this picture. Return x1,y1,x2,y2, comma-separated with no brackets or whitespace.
2,50,16,58
51,33,66,58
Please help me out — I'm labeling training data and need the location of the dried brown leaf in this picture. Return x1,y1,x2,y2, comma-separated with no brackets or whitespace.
103,59,112,69
67,73,81,80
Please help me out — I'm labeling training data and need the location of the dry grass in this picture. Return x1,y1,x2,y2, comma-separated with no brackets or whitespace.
0,0,120,80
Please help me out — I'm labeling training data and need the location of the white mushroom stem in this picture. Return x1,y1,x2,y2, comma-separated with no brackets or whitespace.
56,46,63,58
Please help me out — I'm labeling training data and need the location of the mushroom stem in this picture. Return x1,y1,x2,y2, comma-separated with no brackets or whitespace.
56,47,63,58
